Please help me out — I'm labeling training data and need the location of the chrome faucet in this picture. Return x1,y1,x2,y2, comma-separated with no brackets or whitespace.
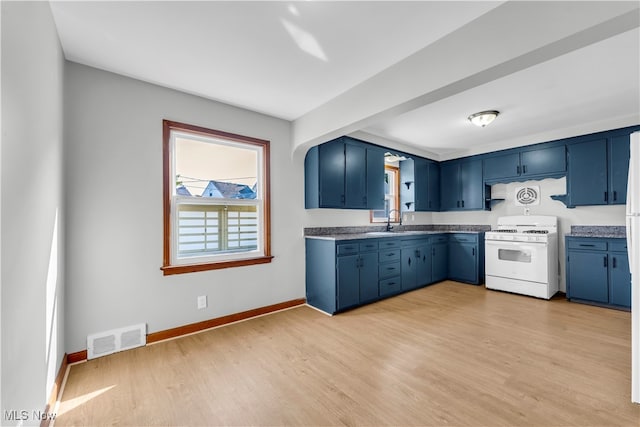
386,209,402,232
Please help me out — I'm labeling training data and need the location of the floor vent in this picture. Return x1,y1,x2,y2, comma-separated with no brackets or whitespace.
87,323,146,360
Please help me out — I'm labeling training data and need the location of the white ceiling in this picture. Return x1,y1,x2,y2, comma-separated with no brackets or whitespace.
49,1,640,160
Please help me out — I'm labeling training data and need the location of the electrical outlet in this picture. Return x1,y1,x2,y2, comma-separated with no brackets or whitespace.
197,295,207,310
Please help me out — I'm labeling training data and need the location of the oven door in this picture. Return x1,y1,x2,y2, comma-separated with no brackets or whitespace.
485,240,548,283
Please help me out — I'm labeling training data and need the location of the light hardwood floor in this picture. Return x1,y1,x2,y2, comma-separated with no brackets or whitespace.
55,282,639,426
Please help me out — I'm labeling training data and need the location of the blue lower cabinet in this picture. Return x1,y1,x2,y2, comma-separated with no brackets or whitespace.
567,251,608,303
566,237,630,310
379,277,402,297
447,233,484,285
305,232,485,314
431,238,448,283
336,254,361,310
359,251,380,304
609,253,631,308
401,238,432,291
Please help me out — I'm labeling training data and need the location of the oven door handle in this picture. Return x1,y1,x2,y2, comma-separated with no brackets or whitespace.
485,240,546,247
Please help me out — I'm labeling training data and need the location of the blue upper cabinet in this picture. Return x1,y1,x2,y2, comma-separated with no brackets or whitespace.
345,143,367,209
564,130,633,207
317,139,345,208
483,144,566,184
305,137,385,210
412,158,440,212
459,159,483,210
440,158,484,211
567,138,608,206
483,152,521,182
366,146,386,210
609,134,630,205
440,161,459,211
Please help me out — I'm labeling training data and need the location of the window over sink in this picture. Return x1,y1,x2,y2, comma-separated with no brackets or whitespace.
371,165,400,223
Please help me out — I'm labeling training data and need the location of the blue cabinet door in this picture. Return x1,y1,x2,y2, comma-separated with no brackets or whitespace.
521,145,566,177
459,159,483,210
359,252,379,303
345,143,367,209
483,152,520,181
567,138,608,206
609,253,631,308
448,242,477,283
440,161,459,211
401,248,417,290
416,243,432,286
318,140,345,208
431,241,448,283
366,147,385,210
336,255,360,310
567,251,608,303
609,135,630,205
427,162,441,211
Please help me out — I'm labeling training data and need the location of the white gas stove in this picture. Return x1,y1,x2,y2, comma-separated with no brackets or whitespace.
485,215,559,299
485,215,557,242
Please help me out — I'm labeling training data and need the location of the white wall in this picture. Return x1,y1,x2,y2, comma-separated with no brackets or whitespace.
1,1,65,424
64,62,304,353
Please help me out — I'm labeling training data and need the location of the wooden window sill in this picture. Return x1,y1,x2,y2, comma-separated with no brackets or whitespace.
161,256,274,275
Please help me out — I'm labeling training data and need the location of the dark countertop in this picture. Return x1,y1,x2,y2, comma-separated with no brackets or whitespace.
304,225,489,241
566,225,626,239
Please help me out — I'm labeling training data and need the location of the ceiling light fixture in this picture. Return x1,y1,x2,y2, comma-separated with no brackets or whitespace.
468,110,500,128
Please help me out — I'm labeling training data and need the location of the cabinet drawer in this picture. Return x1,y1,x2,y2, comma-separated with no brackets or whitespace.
432,235,448,243
359,241,379,252
379,277,401,296
336,243,359,256
379,249,400,262
449,234,477,243
379,262,401,279
402,238,429,247
378,240,400,249
567,239,607,251
609,240,628,252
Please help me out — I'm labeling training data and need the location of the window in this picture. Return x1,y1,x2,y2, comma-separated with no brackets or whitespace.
162,120,272,275
371,165,400,223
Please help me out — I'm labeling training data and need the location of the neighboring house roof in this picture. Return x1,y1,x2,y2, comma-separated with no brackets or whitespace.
201,180,256,199
176,185,192,196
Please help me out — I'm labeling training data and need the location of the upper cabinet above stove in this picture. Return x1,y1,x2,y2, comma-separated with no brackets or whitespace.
482,144,566,184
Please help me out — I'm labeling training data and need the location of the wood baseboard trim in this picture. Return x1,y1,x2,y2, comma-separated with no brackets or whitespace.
147,298,306,344
41,353,69,427
65,298,306,363
67,350,88,364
